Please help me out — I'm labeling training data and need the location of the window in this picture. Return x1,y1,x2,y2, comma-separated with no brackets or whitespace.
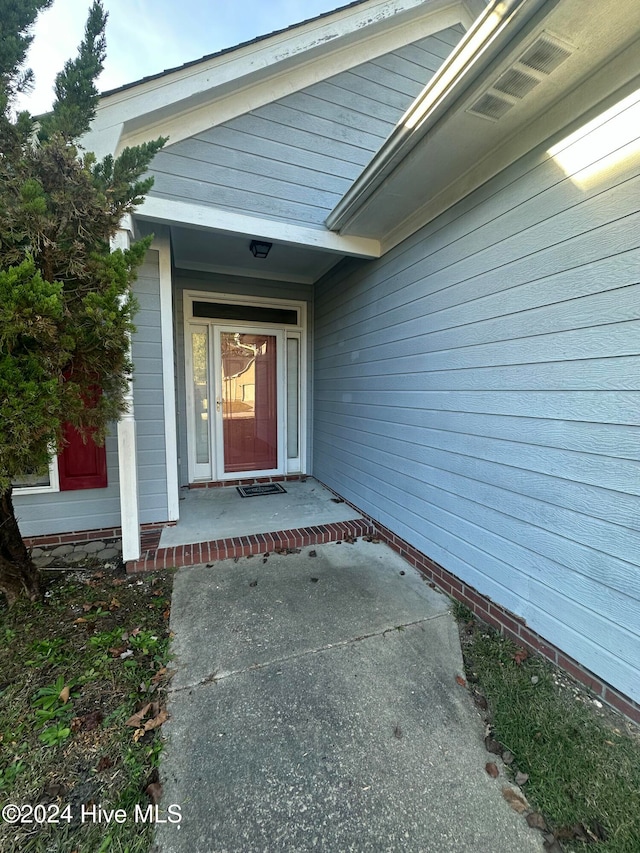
12,425,108,495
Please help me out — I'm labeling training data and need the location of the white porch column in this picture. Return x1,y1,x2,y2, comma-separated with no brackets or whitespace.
111,217,141,562
155,228,180,521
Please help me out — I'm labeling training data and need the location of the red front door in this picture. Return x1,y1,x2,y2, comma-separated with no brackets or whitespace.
220,331,278,474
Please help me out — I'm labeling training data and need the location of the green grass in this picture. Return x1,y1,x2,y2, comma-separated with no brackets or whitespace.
0,565,174,853
456,610,640,852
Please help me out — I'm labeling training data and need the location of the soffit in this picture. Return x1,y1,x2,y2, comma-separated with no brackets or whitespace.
333,0,640,248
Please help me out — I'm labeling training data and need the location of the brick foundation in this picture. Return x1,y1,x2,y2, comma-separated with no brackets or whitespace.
24,519,171,550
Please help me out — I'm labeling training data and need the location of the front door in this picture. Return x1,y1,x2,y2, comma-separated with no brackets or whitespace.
215,327,283,476
184,292,305,484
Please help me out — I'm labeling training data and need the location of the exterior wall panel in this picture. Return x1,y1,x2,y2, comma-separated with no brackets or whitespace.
147,27,465,228
313,134,640,703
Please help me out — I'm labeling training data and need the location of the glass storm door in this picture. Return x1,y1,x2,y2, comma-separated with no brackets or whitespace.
214,327,284,477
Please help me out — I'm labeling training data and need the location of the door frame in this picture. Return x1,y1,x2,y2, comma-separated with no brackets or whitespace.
183,290,307,484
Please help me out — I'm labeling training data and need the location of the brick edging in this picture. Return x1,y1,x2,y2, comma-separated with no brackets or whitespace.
125,518,374,573
313,481,640,726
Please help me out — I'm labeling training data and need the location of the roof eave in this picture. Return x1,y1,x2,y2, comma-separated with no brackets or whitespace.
326,0,553,233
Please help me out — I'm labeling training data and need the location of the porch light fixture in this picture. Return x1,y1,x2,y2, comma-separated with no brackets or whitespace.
250,240,272,259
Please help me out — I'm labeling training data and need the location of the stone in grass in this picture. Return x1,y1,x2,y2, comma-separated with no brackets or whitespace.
83,541,106,554
52,544,74,556
31,547,45,557
97,548,119,560
67,551,88,563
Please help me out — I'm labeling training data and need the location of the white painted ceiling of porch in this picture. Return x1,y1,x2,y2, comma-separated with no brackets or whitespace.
169,224,341,284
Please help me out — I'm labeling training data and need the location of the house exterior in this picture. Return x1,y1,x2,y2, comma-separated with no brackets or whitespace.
14,0,640,720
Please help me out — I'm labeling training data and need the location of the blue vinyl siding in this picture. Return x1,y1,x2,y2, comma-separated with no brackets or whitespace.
313,132,640,703
147,26,465,228
132,250,169,522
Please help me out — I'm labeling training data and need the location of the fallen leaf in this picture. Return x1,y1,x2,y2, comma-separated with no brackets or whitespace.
59,685,70,704
91,571,104,579
455,675,466,687
513,649,529,665
112,578,126,586
151,667,167,683
163,608,171,620
485,762,499,778
502,787,528,814
132,728,145,743
144,709,168,731
96,756,113,772
109,646,127,657
526,812,548,831
109,598,121,610
131,627,141,637
146,782,163,805
125,703,152,728
73,617,87,624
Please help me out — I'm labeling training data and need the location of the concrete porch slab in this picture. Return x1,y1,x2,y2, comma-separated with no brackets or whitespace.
159,478,364,548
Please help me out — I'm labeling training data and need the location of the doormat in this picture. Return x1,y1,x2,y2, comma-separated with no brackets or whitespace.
237,483,287,498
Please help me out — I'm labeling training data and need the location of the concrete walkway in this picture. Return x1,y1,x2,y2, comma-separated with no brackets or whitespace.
155,541,543,853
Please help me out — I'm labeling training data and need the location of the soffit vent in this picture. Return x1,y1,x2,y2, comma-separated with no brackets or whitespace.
467,31,575,122
519,33,572,75
493,67,541,99
468,92,515,121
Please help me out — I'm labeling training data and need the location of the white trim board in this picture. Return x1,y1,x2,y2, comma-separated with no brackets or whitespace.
115,3,466,152
137,196,381,258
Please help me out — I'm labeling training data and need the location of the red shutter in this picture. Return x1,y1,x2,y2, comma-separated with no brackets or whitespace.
58,423,107,491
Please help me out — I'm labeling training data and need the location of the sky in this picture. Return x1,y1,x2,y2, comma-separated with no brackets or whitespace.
17,0,348,114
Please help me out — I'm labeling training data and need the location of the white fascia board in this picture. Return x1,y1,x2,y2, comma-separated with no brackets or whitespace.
138,196,381,258
93,0,464,154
